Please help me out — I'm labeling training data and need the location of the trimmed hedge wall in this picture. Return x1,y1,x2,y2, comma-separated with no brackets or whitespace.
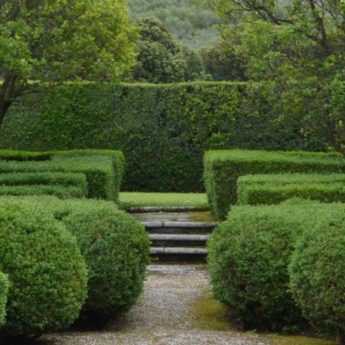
0,184,86,199
204,150,345,219
0,272,9,327
238,174,345,205
0,82,333,192
0,150,124,201
0,172,87,189
208,202,344,331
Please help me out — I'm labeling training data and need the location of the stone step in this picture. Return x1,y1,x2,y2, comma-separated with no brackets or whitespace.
150,246,207,263
144,221,217,235
149,234,209,248
128,206,209,213
150,247,207,255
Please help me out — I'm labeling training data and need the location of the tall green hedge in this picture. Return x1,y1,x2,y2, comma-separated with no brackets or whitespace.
0,82,333,192
0,272,9,327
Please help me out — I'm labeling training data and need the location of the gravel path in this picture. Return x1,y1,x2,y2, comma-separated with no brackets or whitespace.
44,265,269,345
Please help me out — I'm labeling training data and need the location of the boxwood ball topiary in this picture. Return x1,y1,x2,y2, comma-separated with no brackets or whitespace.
208,207,305,331
63,207,150,319
0,272,9,326
289,215,345,341
0,203,88,337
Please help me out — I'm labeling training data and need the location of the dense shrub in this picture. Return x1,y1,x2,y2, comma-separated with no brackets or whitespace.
0,196,150,320
0,272,9,327
53,150,125,199
0,185,86,198
63,205,150,319
0,201,88,337
0,150,50,161
238,173,345,187
0,172,87,189
208,203,343,330
0,82,333,192
289,214,345,341
0,149,124,201
204,150,345,219
330,78,345,153
238,182,345,205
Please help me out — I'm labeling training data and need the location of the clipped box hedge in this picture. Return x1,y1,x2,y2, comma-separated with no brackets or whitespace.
0,196,150,321
0,82,333,192
204,150,345,219
289,215,345,340
0,200,88,337
0,185,86,199
0,172,87,188
0,150,51,161
238,174,345,205
0,150,124,201
208,201,345,331
0,272,9,327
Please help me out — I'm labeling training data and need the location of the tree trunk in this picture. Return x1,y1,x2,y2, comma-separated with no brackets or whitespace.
0,73,18,128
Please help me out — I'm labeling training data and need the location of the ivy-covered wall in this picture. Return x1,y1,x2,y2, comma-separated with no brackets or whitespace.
0,82,332,192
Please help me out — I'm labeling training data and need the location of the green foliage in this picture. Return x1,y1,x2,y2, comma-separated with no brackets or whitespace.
0,196,150,320
0,201,88,337
129,0,220,50
212,1,345,83
0,82,335,192
208,202,345,331
132,18,205,82
0,172,87,188
289,213,345,338
0,150,50,161
330,78,345,153
0,184,86,199
208,204,311,331
0,0,137,124
201,42,246,81
0,150,124,201
0,272,9,327
204,150,345,219
63,205,150,319
207,0,345,139
238,174,345,205
0,0,136,81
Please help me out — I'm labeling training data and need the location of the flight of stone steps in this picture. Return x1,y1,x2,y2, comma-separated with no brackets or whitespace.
129,207,217,262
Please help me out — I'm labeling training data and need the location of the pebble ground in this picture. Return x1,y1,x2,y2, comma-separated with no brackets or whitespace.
44,264,268,345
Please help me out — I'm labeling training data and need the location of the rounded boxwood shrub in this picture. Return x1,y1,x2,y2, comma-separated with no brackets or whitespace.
0,202,88,337
208,206,305,331
289,214,345,342
0,272,9,326
63,206,150,319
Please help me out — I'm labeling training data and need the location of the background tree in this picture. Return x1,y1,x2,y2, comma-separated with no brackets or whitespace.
132,18,205,83
209,0,345,80
201,41,246,81
128,0,221,50
202,0,345,148
0,0,137,125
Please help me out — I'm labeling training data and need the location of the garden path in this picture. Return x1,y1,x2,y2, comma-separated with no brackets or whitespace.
45,264,268,345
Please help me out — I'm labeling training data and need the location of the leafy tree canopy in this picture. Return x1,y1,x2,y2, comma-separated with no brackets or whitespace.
132,18,205,83
128,0,221,50
0,0,137,123
211,0,345,81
